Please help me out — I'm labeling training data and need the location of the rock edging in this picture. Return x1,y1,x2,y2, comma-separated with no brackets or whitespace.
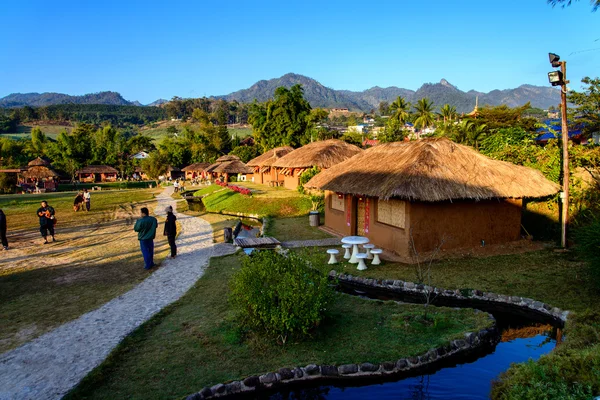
185,313,498,399
329,270,569,328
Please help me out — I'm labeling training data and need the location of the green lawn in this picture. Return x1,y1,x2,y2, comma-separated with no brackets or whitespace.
56,181,155,192
306,248,598,314
0,188,169,352
65,253,492,400
0,123,72,140
266,215,333,242
195,183,312,218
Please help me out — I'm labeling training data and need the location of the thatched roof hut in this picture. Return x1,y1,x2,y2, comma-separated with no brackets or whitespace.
28,157,50,167
306,138,559,201
182,162,210,172
212,160,253,175
247,146,294,168
272,139,362,169
22,166,59,180
307,138,560,261
75,165,119,175
205,155,241,173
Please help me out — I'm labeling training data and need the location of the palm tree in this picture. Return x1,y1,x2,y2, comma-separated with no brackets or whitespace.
389,96,411,125
413,98,436,131
438,104,457,123
467,123,488,150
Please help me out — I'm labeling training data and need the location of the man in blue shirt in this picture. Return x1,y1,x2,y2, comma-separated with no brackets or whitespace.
133,207,158,270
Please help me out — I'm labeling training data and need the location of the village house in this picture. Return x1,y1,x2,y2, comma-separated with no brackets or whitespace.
272,139,362,191
182,162,211,181
76,165,119,182
246,146,293,186
205,155,253,182
307,138,559,261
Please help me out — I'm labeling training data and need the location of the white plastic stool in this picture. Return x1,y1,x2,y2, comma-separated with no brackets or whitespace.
327,249,339,265
342,244,352,259
370,249,382,265
356,253,368,271
363,243,375,259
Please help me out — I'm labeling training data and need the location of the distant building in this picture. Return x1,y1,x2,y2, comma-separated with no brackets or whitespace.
131,151,150,159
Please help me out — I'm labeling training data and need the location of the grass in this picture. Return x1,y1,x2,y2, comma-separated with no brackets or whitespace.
265,215,333,242
139,121,252,143
195,183,312,218
0,188,170,352
65,253,492,400
299,246,600,400
306,248,599,314
56,181,155,192
0,123,73,140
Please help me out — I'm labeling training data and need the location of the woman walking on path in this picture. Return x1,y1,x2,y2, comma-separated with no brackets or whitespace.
83,189,91,211
37,200,56,244
0,209,8,250
164,205,177,258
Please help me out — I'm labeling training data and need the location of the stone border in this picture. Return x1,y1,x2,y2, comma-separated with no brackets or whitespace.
186,312,498,399
329,271,569,328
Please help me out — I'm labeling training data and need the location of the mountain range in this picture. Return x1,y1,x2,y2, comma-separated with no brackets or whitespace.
218,73,560,113
0,73,560,113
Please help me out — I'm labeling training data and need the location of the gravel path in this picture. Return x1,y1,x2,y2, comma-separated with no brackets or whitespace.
0,187,235,400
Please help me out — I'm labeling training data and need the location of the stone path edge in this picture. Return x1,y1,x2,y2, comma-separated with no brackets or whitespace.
186,315,499,400
330,271,569,328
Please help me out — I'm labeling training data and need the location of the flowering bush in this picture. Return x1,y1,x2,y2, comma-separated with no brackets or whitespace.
229,185,252,196
216,180,228,187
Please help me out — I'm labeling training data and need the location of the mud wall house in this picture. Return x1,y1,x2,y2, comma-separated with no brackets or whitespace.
166,166,184,180
182,162,210,180
272,139,362,191
75,165,119,182
247,146,294,185
206,155,251,181
306,138,559,261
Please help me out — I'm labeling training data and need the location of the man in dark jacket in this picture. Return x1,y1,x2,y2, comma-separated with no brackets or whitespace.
134,207,158,270
36,201,56,244
0,209,8,250
164,205,177,258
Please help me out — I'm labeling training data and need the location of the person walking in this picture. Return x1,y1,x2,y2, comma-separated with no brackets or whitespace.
173,180,180,193
37,200,56,244
164,205,177,258
133,207,158,270
83,189,91,211
0,209,8,250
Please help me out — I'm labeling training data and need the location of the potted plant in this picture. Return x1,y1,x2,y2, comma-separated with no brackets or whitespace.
308,194,324,227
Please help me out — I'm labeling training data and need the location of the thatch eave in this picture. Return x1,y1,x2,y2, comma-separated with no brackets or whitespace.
272,140,362,169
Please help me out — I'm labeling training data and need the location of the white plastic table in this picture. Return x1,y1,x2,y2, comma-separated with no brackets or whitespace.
341,236,370,263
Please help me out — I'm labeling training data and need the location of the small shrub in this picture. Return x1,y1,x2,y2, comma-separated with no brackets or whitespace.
575,218,600,287
297,166,321,193
229,251,333,344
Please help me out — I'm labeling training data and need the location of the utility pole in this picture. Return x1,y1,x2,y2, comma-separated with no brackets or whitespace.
559,61,569,249
547,53,570,248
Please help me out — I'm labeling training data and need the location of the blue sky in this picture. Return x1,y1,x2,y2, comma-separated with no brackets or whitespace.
0,0,598,104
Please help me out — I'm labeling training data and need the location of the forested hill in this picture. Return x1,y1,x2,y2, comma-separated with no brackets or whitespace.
219,73,560,113
0,91,133,108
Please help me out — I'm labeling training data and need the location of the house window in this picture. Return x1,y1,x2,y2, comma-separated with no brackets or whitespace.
377,199,406,229
331,194,345,212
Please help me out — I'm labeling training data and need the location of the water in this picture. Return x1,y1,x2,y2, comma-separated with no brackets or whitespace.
254,326,556,400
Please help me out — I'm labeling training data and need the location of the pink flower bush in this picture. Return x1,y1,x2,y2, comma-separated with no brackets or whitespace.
215,181,252,196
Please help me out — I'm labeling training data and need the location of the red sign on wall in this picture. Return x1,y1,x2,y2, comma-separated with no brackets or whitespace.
346,195,352,227
365,197,370,234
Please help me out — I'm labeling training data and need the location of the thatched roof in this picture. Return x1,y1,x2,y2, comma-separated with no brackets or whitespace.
206,154,242,173
247,146,294,167
212,160,253,175
182,162,211,172
22,166,59,179
76,165,118,174
272,139,362,169
306,138,560,201
28,157,50,167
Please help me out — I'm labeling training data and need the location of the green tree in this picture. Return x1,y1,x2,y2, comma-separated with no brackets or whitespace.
27,127,47,157
438,104,458,123
568,77,600,138
249,85,312,150
230,145,261,163
389,96,411,125
47,125,93,180
141,151,169,187
379,101,390,116
413,98,436,131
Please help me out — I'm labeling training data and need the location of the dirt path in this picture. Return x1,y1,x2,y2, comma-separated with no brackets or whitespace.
0,187,235,400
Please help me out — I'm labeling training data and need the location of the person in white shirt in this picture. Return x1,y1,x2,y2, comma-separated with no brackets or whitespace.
83,189,91,211
173,180,180,193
